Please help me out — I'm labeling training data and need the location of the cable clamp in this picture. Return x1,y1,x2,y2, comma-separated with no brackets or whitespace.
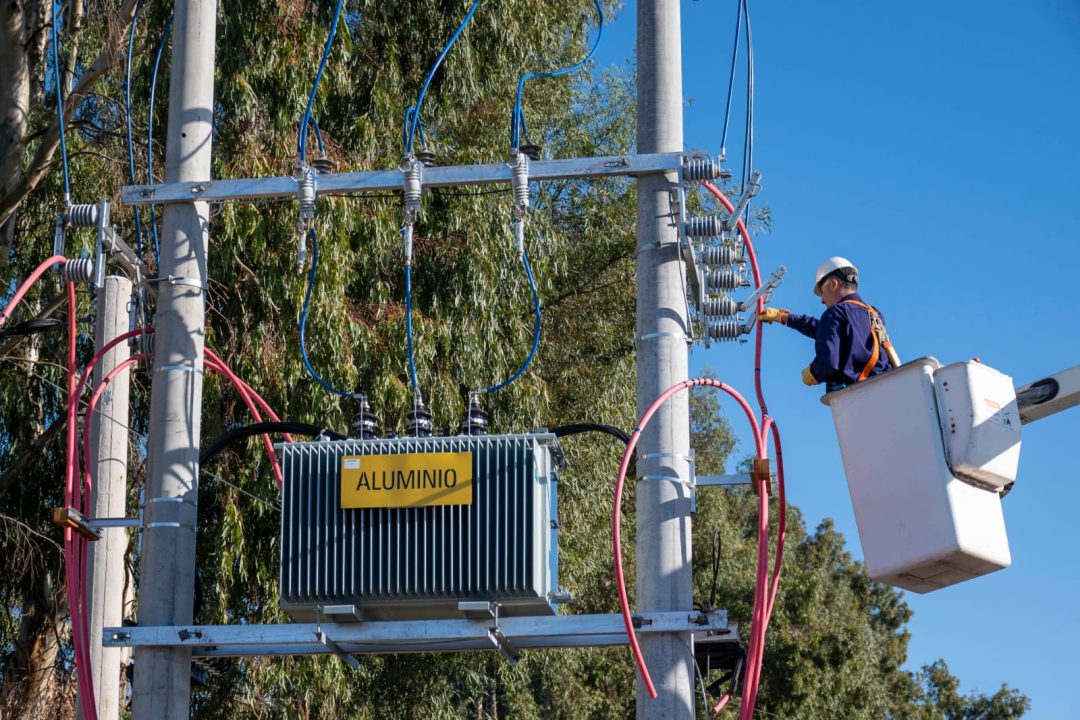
147,275,208,291
751,458,771,497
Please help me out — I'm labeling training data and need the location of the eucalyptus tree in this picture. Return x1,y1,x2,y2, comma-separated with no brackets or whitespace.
0,1,1027,718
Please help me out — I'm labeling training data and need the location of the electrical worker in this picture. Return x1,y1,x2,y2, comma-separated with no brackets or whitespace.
758,256,899,392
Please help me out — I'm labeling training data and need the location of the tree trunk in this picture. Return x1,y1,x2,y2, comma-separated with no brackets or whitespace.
0,0,34,266
2,570,68,720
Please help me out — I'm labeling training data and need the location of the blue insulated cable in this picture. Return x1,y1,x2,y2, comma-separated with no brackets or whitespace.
402,107,429,151
146,15,173,269
510,0,603,148
308,114,325,156
50,2,71,203
300,228,359,399
741,0,754,191
405,0,481,154
719,0,743,154
479,249,541,395
125,0,145,257
298,0,345,164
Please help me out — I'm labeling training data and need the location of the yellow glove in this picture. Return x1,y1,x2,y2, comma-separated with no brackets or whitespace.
802,366,820,386
758,308,789,325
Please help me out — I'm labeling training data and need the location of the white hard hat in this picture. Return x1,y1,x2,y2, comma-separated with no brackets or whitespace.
813,256,858,295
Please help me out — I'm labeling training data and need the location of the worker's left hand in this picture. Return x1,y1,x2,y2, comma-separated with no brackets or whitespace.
801,366,820,386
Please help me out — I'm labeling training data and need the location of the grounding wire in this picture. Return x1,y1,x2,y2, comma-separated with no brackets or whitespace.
49,2,72,205
510,0,603,149
299,228,360,399
147,15,173,269
404,0,482,155
476,249,541,395
124,0,145,257
719,0,743,156
298,0,345,164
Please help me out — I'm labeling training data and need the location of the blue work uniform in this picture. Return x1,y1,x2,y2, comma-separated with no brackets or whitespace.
785,293,893,391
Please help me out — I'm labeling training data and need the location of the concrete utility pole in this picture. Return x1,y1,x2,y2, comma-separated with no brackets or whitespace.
635,2,694,719
132,0,217,716
83,276,133,720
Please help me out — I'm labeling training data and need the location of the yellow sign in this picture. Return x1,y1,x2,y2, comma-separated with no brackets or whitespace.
340,452,473,509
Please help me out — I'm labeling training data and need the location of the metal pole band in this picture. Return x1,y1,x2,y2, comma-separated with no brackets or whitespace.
638,452,694,464
637,331,691,344
145,522,196,531
156,364,204,375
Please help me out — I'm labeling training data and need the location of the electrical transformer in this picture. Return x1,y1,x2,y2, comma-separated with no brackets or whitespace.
279,432,562,621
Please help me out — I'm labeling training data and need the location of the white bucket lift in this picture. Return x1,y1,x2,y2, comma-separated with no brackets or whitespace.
822,358,1020,593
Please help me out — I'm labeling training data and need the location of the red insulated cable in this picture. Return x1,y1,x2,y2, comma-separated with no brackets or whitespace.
614,378,763,700
739,421,787,716
204,356,284,488
0,255,68,327
76,356,141,720
701,180,790,717
764,420,786,621
60,280,97,720
204,348,293,443
80,356,145,519
741,488,772,718
713,692,732,713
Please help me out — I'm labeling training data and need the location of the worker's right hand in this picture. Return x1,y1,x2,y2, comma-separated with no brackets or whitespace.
758,307,789,325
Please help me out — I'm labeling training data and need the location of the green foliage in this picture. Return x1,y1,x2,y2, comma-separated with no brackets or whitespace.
0,1,1028,718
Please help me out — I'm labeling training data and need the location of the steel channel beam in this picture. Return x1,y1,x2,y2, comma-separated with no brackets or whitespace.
103,611,734,658
120,152,687,207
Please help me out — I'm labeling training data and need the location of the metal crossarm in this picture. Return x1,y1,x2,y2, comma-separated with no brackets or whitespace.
120,152,696,206
104,611,733,658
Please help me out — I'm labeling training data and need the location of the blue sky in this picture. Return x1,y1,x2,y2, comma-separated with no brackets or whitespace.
594,2,1080,716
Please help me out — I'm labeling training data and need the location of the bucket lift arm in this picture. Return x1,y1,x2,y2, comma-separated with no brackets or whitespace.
1015,365,1080,425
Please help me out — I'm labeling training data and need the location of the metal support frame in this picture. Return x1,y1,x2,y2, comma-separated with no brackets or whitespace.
697,473,778,494
120,152,703,206
104,611,732,659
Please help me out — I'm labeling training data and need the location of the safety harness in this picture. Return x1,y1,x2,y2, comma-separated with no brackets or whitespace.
839,297,897,382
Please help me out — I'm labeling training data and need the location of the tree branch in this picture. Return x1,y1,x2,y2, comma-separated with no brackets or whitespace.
0,412,67,500
0,0,140,231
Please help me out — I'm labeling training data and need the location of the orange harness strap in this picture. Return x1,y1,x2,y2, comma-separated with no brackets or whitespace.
839,298,882,382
